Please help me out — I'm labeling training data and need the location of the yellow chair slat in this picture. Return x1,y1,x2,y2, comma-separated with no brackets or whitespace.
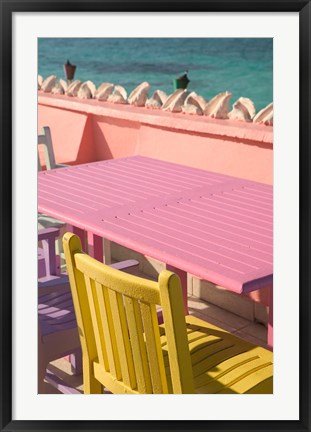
159,271,195,394
191,340,250,368
217,364,273,394
140,302,168,394
194,356,271,392
124,296,152,393
184,327,223,344
95,281,120,378
192,346,256,380
83,276,107,369
108,290,137,390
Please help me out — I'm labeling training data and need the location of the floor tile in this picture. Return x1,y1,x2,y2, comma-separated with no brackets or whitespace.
188,296,252,332
237,321,267,340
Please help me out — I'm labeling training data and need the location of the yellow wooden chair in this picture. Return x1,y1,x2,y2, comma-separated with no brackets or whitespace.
63,233,273,394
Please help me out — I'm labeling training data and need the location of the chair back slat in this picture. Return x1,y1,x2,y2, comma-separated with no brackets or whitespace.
63,232,193,394
95,282,121,379
140,302,168,393
83,275,108,370
38,126,57,170
124,296,152,393
159,271,195,394
108,289,137,389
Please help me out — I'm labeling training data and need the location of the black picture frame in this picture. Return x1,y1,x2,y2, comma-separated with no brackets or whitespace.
1,1,310,431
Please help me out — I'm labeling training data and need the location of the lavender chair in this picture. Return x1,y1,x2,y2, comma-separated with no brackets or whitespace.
38,126,67,171
38,227,140,394
38,126,68,268
38,227,82,394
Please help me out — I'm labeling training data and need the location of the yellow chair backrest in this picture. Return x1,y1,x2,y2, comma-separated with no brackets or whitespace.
63,232,195,394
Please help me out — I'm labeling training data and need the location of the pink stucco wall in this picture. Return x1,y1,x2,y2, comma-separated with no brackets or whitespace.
38,92,273,306
38,93,273,184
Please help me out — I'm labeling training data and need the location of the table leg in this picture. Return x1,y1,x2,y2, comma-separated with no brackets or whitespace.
267,285,273,351
86,233,113,264
87,232,104,262
166,264,189,315
103,238,111,264
72,226,87,251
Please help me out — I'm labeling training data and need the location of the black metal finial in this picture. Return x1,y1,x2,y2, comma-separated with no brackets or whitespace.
63,60,77,83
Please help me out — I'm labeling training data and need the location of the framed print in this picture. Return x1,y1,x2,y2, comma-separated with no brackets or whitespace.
1,1,310,431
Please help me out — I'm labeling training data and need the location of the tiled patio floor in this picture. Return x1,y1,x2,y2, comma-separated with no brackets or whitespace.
43,294,268,394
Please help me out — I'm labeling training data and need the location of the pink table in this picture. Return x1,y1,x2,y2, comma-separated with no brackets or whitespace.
38,156,273,348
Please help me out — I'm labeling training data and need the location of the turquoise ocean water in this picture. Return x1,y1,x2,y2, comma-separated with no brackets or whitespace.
38,38,273,111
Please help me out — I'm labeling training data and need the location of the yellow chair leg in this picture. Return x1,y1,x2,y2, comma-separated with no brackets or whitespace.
83,361,103,394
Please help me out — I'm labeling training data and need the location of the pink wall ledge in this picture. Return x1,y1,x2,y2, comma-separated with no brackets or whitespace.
38,93,273,185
